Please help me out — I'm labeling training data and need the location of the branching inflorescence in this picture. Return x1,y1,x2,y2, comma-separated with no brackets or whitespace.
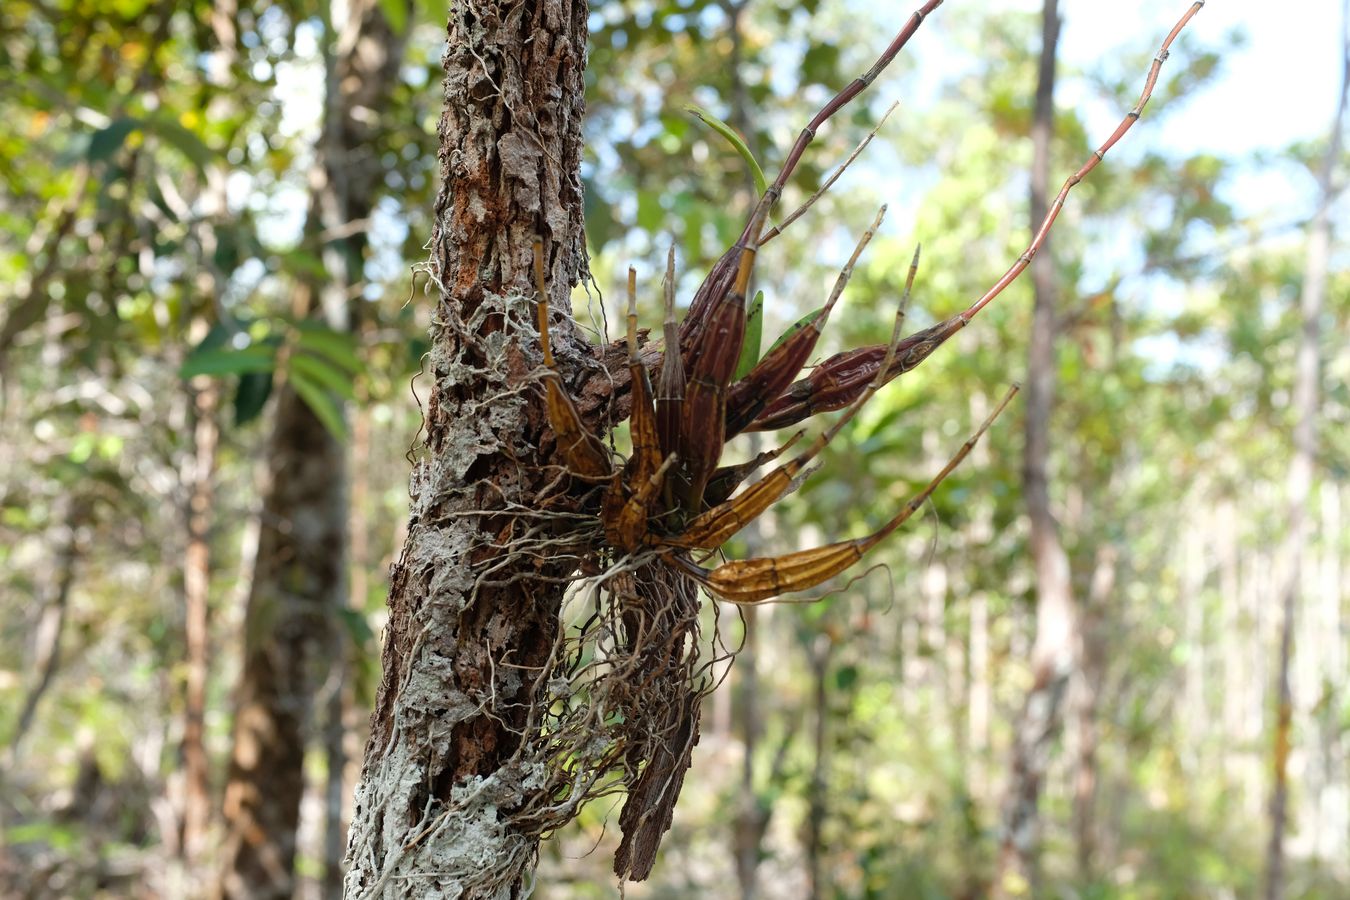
515,0,1204,882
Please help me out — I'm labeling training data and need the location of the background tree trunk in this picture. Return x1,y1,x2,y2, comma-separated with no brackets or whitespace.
179,0,236,859
996,0,1076,893
9,495,85,755
180,374,217,866
218,3,409,896
1263,5,1348,897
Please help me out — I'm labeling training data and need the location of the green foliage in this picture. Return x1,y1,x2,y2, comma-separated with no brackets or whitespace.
766,307,825,357
179,321,365,438
685,104,768,195
2,1,1347,897
734,290,765,379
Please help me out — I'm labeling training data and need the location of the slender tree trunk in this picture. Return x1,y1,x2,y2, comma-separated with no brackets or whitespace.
343,3,596,895
9,496,84,755
966,392,993,803
968,589,990,785
1072,543,1113,880
1312,484,1347,867
1264,8,1348,896
0,167,88,372
174,0,236,867
218,4,409,896
805,636,831,900
996,1,1076,893
734,605,765,900
722,10,772,893
326,397,372,898
219,376,350,900
322,626,352,900
182,377,219,864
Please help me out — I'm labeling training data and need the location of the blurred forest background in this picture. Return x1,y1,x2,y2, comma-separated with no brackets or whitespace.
1,0,1348,898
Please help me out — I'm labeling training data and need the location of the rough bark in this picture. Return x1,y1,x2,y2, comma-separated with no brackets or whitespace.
996,1,1076,893
218,3,410,897
1264,6,1347,896
342,3,595,896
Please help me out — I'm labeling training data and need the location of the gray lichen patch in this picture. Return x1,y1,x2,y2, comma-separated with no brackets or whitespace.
420,291,542,496
347,747,537,900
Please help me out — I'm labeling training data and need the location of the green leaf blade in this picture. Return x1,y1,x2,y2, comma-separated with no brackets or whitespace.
180,345,277,378
685,105,767,196
735,290,765,380
765,308,825,358
289,369,347,440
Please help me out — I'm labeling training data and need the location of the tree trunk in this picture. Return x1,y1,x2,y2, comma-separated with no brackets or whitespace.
218,3,409,896
1312,484,1348,866
734,604,765,900
9,495,85,755
1264,7,1347,896
996,1,1076,893
327,398,373,898
1072,544,1114,880
219,379,349,900
344,1,716,891
181,376,218,865
804,636,831,900
342,2,597,895
723,13,770,892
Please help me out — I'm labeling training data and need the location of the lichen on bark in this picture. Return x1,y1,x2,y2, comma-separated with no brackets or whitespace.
344,3,716,895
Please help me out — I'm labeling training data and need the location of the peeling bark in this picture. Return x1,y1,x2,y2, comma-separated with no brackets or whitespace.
343,3,594,896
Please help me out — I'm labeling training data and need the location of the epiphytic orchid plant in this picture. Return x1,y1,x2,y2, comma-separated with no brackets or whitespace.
501,3,1207,882
535,0,1205,605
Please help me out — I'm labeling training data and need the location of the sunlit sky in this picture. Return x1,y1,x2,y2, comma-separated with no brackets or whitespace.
1053,0,1342,155
1053,0,1345,227
251,0,1345,306
882,0,1346,226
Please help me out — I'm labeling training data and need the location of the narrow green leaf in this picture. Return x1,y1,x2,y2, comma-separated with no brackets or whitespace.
193,322,233,355
278,249,328,281
289,351,357,401
685,105,767,196
147,182,180,223
734,290,765,380
765,307,825,358
636,189,663,231
336,607,375,646
378,0,408,32
295,323,363,373
145,116,217,174
88,118,141,164
180,345,277,378
289,369,347,439
233,370,274,425
834,664,859,691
